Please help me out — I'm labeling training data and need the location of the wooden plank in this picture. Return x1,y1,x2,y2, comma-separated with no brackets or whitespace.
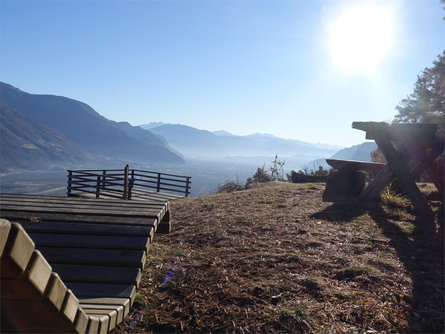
28,233,150,252
37,247,146,268
1,222,35,278
0,198,167,213
88,315,109,334
78,297,131,316
0,194,164,206
389,123,437,143
18,221,154,238
352,121,388,139
352,122,437,142
0,193,169,209
45,273,68,310
66,282,136,301
52,264,141,287
62,289,80,323
26,250,53,294
74,309,89,334
0,203,163,217
84,309,118,331
129,189,180,201
86,316,100,334
81,304,125,323
0,203,166,219
0,219,11,257
326,159,386,174
0,211,157,226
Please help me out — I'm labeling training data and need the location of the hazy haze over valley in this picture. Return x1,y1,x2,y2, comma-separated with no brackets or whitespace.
0,83,378,196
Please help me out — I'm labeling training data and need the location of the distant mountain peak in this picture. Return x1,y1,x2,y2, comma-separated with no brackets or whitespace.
139,122,167,129
212,130,235,136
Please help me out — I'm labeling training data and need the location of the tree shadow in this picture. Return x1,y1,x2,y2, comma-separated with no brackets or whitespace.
312,200,444,332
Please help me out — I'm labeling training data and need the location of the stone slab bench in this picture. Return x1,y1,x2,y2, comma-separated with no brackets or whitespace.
326,159,387,174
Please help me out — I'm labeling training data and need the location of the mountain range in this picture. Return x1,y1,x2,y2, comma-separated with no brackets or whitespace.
330,142,377,161
0,102,92,169
0,82,184,170
140,123,342,159
1,82,376,176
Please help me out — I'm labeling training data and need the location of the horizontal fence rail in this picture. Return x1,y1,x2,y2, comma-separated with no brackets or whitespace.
67,165,191,200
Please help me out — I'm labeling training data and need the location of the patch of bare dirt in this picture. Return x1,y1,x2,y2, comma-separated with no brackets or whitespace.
116,183,444,333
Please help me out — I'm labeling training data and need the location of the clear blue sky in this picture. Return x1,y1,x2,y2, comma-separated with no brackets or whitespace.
1,0,444,147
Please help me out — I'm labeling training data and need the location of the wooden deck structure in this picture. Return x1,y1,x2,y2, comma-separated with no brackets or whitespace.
0,193,171,333
67,166,191,200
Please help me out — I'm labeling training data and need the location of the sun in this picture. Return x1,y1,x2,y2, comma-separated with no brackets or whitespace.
327,3,394,72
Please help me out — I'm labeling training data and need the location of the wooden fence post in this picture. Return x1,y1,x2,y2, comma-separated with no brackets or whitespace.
67,170,72,197
128,169,134,200
123,165,129,200
101,170,106,190
156,173,161,192
185,177,191,197
95,175,101,198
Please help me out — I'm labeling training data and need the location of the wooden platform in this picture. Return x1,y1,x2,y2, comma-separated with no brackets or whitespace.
0,193,171,333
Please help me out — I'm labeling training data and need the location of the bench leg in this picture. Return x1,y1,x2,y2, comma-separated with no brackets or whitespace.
375,136,433,216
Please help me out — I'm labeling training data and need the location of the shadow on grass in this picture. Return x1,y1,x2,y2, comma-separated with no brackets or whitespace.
312,200,444,333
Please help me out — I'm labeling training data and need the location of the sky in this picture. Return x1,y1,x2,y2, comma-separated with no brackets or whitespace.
1,0,444,147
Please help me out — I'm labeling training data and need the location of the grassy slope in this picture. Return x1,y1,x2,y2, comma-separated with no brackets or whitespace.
117,182,444,333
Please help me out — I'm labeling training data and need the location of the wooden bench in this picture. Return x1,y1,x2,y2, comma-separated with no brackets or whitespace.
353,122,444,216
0,193,171,333
325,122,444,216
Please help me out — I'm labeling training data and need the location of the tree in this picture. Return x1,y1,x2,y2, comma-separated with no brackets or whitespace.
245,166,273,187
270,155,285,181
394,51,445,135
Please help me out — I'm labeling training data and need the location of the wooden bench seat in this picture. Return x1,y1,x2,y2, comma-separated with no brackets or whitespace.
1,220,88,333
326,159,386,174
1,193,172,333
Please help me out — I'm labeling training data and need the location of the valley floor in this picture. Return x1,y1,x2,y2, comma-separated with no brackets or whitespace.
116,182,444,333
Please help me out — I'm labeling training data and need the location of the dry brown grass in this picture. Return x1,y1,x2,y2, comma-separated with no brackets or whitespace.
116,182,444,333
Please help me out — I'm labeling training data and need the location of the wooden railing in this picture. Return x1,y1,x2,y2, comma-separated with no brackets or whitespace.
67,165,191,199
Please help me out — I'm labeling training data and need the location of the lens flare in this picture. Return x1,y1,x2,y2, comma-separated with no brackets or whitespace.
328,3,395,72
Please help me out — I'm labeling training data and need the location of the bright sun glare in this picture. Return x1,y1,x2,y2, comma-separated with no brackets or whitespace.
328,4,394,72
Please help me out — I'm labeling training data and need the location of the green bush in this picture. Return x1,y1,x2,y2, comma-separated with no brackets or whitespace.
245,166,273,187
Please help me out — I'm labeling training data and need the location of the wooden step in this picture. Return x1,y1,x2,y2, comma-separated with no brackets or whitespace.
18,221,154,238
1,192,171,333
37,247,146,268
52,264,141,287
29,233,150,252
